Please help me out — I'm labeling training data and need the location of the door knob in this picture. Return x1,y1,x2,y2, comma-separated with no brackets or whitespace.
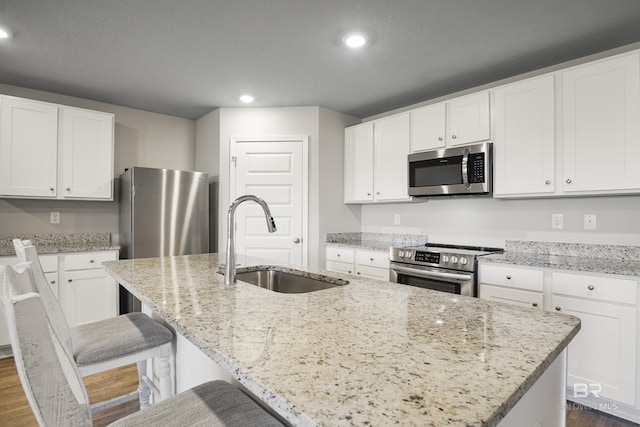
293,238,301,244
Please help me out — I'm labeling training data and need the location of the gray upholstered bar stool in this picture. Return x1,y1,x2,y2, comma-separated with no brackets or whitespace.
12,239,174,411
0,264,284,427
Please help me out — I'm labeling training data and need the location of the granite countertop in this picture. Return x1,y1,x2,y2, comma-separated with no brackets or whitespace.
0,233,119,256
103,253,580,427
480,240,640,277
324,232,428,252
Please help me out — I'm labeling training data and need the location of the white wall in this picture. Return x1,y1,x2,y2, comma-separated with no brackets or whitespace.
0,84,196,242
360,195,640,248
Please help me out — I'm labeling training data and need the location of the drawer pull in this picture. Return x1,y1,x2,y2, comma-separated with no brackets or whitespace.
555,306,561,311
68,279,73,283
357,272,361,275
90,260,95,263
370,258,374,261
587,285,594,291
348,270,352,274
506,275,512,280
337,254,341,257
50,280,56,284
532,302,538,307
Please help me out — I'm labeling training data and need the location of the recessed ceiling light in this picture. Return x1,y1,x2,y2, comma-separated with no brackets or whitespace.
0,28,10,39
343,32,367,48
239,94,255,103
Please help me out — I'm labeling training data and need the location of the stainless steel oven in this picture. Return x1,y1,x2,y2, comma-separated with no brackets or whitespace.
389,244,502,297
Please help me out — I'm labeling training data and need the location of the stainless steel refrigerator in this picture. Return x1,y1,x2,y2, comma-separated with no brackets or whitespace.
119,166,210,312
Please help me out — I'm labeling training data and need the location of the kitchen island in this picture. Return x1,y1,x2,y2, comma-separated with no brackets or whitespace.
103,253,580,426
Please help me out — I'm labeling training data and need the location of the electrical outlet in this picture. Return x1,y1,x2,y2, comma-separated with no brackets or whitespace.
551,213,563,230
50,212,60,224
393,214,401,225
584,214,596,230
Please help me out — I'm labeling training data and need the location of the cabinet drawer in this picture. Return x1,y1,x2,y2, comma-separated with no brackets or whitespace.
39,255,58,273
326,260,354,275
64,251,117,271
355,265,389,281
552,272,637,304
480,284,543,309
326,246,355,263
479,264,543,292
356,249,389,269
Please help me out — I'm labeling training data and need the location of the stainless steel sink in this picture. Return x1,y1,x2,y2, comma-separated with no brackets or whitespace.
233,268,348,293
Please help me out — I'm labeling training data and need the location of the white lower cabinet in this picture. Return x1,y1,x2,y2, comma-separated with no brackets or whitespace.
61,251,118,328
325,246,389,281
479,263,544,309
552,272,637,407
480,261,640,422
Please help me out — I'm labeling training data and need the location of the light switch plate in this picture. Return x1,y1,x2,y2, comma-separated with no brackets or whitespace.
584,214,596,230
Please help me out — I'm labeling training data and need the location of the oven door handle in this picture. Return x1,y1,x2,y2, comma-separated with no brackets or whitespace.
390,265,473,282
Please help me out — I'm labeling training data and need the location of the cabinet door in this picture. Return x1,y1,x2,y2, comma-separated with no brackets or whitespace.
62,269,117,327
553,295,636,405
447,91,491,146
60,107,114,199
480,284,543,309
0,96,58,197
410,102,446,152
344,122,374,202
493,75,555,196
562,52,640,193
373,113,411,201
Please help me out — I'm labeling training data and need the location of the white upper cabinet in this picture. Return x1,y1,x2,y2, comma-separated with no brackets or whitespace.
373,113,411,202
344,122,374,202
60,107,114,199
410,91,491,153
410,102,446,152
0,95,115,200
562,52,640,194
0,96,59,197
446,91,491,147
493,74,556,196
344,114,411,203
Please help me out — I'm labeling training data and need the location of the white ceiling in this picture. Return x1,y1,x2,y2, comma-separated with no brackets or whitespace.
2,0,640,120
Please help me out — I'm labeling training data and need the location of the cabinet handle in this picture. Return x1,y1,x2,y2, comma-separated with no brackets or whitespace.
49,187,55,192
545,180,551,185
376,192,380,195
587,285,594,291
438,137,443,141
370,258,374,261
348,270,352,274
337,254,341,257
50,280,56,284
532,302,538,307
566,179,572,184
506,275,512,280
66,187,71,192
367,193,371,196
90,260,95,263
452,135,457,139
357,272,361,275
555,306,561,311
68,279,73,283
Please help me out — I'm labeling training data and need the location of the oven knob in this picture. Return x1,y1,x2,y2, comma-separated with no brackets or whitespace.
398,250,405,258
450,256,459,264
442,255,450,263
405,250,412,259
459,257,468,265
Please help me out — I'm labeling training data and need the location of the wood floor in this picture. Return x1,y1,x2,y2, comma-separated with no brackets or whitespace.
0,357,638,426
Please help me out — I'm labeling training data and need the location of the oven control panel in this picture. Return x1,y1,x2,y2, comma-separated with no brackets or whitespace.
389,247,475,272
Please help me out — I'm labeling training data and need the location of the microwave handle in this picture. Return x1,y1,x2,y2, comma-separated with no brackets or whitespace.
462,147,470,189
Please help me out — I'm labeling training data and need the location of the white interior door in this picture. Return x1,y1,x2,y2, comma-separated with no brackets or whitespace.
231,137,308,266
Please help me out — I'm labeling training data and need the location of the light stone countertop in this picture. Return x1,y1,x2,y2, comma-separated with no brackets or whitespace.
0,232,119,256
102,253,580,427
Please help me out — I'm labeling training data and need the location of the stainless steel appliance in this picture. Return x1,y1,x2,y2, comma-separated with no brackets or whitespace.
389,243,502,297
119,166,210,312
408,142,492,197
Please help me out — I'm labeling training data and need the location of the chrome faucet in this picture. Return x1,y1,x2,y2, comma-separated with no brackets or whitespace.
224,195,277,285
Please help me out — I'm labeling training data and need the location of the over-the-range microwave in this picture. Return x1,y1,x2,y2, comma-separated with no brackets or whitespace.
408,142,492,197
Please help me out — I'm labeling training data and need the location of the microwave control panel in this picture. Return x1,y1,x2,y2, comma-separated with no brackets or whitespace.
469,153,485,183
